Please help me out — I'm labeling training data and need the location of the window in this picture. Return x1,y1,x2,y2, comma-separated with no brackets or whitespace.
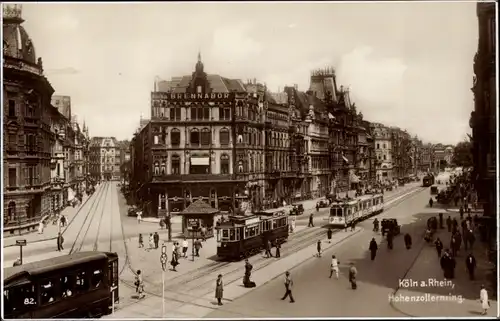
161,162,166,174
7,201,16,222
171,128,180,146
383,144,386,149
171,155,180,174
219,106,231,120
5,284,37,313
221,154,229,174
9,168,16,187
220,128,230,146
61,275,75,298
170,106,181,121
75,271,89,294
377,143,380,149
203,106,210,120
383,155,386,161
201,128,211,146
197,85,202,94
154,162,160,175
8,100,16,117
190,129,200,146
153,135,159,144
40,278,59,305
91,269,103,289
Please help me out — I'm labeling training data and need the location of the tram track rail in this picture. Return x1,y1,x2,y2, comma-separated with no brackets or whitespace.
93,183,111,252
68,182,109,254
116,185,427,314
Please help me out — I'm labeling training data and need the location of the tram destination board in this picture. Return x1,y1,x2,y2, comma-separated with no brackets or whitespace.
16,239,27,246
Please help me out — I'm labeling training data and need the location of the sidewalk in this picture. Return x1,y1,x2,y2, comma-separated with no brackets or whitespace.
391,211,497,317
3,194,92,248
107,227,363,318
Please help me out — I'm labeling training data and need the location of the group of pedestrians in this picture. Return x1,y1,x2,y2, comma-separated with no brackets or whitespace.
263,239,282,258
138,232,160,250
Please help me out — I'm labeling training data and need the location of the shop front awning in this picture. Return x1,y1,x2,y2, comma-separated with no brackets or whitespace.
191,157,210,166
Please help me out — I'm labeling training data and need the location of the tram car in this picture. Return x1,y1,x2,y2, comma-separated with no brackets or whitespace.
215,209,289,260
3,251,119,319
328,193,384,228
422,174,435,187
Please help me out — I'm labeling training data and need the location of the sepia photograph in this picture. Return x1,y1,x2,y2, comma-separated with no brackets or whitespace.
1,1,498,319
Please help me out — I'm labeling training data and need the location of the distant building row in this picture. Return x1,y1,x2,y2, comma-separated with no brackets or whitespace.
128,54,454,218
3,6,92,234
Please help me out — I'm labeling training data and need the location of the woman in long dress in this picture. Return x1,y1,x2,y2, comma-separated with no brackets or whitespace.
480,285,489,315
215,274,224,306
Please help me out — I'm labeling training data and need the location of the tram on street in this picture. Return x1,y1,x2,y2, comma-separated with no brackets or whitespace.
328,193,384,228
422,174,435,187
3,251,119,319
215,209,289,260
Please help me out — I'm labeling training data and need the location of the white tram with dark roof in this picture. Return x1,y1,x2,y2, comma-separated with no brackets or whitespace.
215,209,289,260
329,193,384,228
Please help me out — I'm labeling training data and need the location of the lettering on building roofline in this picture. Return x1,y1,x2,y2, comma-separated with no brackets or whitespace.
152,92,234,101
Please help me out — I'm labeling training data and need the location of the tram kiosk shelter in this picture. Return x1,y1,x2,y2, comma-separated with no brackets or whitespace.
179,199,219,239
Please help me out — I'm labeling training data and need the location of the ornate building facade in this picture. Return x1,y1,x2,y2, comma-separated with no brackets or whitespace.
371,123,393,182
89,137,121,181
3,5,54,234
471,3,496,230
390,127,412,178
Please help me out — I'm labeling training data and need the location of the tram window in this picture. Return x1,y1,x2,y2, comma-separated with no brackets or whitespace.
222,229,229,239
229,229,236,241
40,279,59,305
4,284,38,312
216,229,222,242
75,271,89,293
61,275,75,298
91,269,104,289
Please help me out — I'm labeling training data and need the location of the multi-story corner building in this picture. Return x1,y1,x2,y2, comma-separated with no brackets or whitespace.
3,5,54,234
390,127,412,178
52,95,78,204
471,2,496,226
48,105,68,213
71,116,87,194
307,68,361,195
360,120,376,185
410,136,423,175
89,137,121,181
371,123,393,182
420,143,435,172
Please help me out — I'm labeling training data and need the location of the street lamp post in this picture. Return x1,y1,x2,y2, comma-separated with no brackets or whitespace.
160,242,168,317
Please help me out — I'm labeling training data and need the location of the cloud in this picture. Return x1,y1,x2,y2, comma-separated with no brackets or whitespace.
210,23,263,62
288,23,297,29
45,67,80,76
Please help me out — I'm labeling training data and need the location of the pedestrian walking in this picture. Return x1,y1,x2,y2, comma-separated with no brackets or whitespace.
61,215,66,227
459,206,464,220
175,241,181,258
439,212,444,229
479,285,490,315
153,232,159,249
349,263,357,290
159,218,165,230
138,233,144,248
316,240,322,257
434,238,443,258
281,271,295,303
327,228,333,243
148,233,154,250
440,250,456,279
404,233,412,250
181,238,189,258
467,231,476,250
465,253,477,280
369,238,378,260
275,240,281,258
38,221,44,234
308,213,314,227
351,221,356,232
214,274,224,306
171,247,179,271
330,255,339,279
137,211,142,224
243,259,255,287
194,239,202,256
446,216,452,232
316,203,319,212
57,232,64,251
135,270,145,299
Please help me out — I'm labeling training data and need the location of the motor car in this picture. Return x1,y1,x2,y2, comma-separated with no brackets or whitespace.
381,218,401,236
127,206,139,217
316,200,329,208
290,204,304,215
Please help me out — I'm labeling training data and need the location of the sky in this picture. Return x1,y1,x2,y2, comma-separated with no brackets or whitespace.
13,1,479,144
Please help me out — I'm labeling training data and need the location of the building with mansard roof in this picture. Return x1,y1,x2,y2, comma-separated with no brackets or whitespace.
3,4,55,234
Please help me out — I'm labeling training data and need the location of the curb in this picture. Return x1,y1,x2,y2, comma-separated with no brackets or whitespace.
3,190,96,248
224,227,364,299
